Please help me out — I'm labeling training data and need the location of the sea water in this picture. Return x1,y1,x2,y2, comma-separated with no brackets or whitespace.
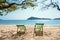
0,20,60,25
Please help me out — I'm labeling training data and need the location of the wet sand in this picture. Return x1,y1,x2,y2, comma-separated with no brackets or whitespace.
0,25,60,40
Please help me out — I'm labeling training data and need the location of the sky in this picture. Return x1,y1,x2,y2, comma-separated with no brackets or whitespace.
0,0,60,20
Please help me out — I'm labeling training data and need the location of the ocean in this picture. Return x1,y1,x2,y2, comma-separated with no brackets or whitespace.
0,20,60,25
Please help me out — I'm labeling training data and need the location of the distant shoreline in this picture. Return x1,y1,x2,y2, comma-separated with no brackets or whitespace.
0,20,60,25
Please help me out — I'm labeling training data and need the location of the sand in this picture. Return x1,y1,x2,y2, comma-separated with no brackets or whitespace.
0,25,60,40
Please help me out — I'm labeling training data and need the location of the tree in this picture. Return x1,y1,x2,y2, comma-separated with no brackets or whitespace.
40,0,60,11
0,0,60,16
0,0,37,16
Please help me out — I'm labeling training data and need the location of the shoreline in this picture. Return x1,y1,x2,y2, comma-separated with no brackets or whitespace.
0,24,60,27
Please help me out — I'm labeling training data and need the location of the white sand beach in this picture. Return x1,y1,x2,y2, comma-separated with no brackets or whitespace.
0,25,60,40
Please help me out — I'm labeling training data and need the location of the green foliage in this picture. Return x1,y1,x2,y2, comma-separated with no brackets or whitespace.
0,0,5,3
21,5,27,9
0,3,2,7
11,5,17,10
2,3,9,7
0,0,37,16
26,2,35,7
4,5,18,12
7,8,14,12
0,12,3,16
21,2,36,9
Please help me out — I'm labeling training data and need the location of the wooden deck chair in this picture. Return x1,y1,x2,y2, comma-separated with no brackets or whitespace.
34,23,44,36
17,25,26,36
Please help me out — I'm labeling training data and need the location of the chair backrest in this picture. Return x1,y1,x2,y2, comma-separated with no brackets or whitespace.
17,25,26,31
35,23,44,30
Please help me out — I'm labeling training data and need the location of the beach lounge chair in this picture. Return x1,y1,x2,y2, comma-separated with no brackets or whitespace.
34,23,44,36
17,25,26,36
